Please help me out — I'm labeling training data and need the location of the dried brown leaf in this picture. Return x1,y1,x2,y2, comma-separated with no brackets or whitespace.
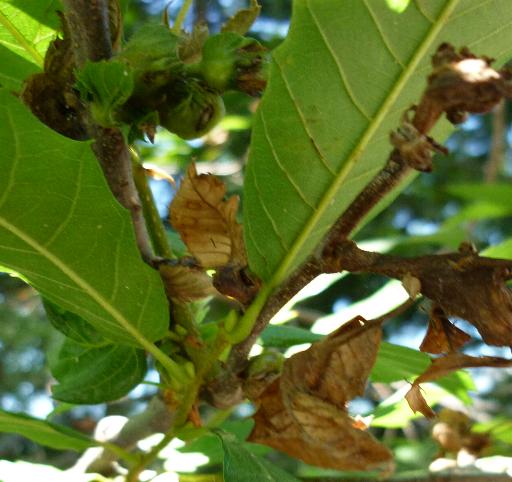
406,353,512,417
159,263,216,302
170,164,246,269
250,381,393,474
282,316,382,406
405,385,436,418
402,273,421,299
420,306,471,354
249,318,393,475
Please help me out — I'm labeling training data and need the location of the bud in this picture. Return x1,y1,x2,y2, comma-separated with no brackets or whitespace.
158,80,225,139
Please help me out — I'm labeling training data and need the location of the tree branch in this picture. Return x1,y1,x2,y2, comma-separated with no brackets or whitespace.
226,43,512,374
62,0,154,263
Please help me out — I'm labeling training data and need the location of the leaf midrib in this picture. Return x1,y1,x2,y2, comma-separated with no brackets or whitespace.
236,0,460,341
0,216,149,345
267,0,460,292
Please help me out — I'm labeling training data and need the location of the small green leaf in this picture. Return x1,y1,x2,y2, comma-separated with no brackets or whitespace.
0,409,95,451
76,60,134,127
0,88,169,346
43,299,107,347
260,324,323,348
51,340,147,404
215,430,299,482
221,0,261,35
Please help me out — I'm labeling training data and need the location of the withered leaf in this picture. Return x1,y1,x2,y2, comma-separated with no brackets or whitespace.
419,306,471,354
405,385,435,419
159,263,215,302
406,353,512,418
170,164,246,269
282,316,382,406
402,273,421,299
221,0,261,35
250,318,394,475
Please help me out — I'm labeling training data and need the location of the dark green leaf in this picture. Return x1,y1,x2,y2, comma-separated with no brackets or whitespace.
244,0,512,288
216,430,299,482
0,89,168,346
260,324,323,348
51,340,147,404
0,409,95,451
44,299,107,347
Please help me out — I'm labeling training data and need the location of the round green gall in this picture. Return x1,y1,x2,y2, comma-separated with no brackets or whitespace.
159,80,225,139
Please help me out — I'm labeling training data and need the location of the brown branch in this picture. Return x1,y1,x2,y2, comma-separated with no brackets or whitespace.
225,43,512,374
62,0,154,263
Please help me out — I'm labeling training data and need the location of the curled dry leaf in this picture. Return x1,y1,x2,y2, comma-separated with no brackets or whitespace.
249,317,394,475
158,263,215,302
170,164,246,269
402,273,422,299
419,306,471,354
221,0,261,35
406,353,512,418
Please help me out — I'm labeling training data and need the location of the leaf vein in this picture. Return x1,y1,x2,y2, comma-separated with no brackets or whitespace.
306,0,372,121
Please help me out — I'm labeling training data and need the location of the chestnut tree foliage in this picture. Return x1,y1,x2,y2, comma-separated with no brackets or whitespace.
2,0,512,480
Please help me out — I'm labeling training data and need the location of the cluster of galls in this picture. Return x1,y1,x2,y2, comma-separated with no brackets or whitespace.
91,25,267,140
22,22,268,142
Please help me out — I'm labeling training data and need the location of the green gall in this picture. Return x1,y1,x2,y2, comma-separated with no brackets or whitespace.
158,80,225,139
198,32,267,96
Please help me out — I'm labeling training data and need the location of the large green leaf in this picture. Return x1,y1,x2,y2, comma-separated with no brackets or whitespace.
244,0,512,289
0,88,168,346
51,340,147,403
0,409,95,451
0,0,60,88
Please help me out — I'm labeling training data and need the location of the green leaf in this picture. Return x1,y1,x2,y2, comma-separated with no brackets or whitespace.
51,340,147,404
215,430,299,482
0,88,169,346
243,0,512,296
0,0,59,68
482,238,512,259
260,324,323,348
446,183,512,206
0,409,95,451
44,299,107,347
371,342,475,403
76,60,134,127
